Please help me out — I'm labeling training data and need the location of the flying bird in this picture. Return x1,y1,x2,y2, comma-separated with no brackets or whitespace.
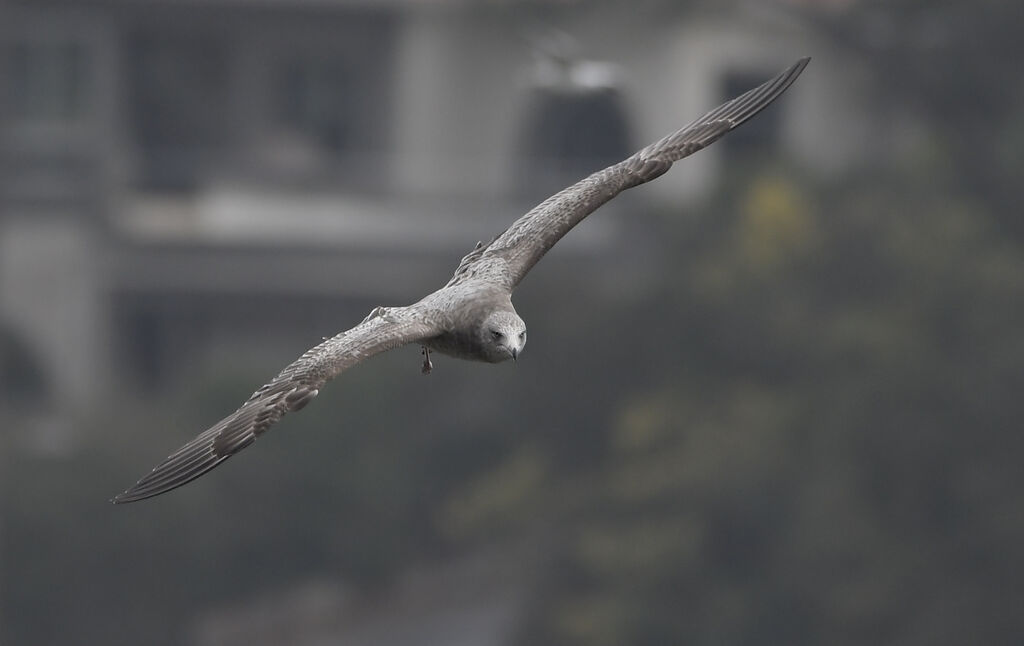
114,57,810,503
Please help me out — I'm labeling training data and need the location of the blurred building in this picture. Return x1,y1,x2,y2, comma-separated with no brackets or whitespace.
0,1,868,438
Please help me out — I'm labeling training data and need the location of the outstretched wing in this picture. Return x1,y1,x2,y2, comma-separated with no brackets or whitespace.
450,57,809,290
113,305,438,503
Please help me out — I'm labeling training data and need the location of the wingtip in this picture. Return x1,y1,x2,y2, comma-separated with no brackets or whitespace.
111,486,167,505
111,473,155,504
111,475,178,504
773,56,811,96
110,480,177,505
110,489,138,505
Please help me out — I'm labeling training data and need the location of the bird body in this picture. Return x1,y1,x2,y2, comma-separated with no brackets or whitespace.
114,57,810,503
422,295,526,363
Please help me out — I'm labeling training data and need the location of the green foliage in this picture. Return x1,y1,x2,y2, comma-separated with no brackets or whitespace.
6,125,1023,646
510,162,1024,644
5,3,1024,642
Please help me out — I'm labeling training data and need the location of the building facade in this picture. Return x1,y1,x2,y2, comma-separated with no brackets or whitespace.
0,0,868,430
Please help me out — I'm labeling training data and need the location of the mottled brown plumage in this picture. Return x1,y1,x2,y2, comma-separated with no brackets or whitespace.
113,57,809,503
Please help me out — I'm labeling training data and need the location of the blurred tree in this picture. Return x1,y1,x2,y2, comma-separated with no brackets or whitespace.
4,3,1024,645
803,0,1024,237
502,160,1024,644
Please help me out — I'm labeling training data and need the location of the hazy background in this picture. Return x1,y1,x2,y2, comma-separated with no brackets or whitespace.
1,0,1022,644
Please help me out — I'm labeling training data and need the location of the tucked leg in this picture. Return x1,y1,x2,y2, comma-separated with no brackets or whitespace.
421,346,433,375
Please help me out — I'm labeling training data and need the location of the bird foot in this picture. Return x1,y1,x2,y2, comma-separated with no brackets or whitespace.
421,346,433,375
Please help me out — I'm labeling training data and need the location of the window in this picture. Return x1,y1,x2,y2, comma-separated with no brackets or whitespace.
518,86,632,200
718,71,783,164
4,40,91,122
126,33,229,190
0,325,49,407
277,58,353,154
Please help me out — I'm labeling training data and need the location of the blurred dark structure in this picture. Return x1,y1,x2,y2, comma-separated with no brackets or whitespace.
2,1,1022,645
0,1,844,422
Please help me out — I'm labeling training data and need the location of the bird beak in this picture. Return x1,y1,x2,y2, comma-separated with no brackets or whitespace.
511,347,518,361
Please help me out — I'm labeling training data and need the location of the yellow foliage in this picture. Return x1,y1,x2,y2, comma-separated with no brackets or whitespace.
736,175,818,268
438,445,548,537
552,594,630,646
612,391,678,452
575,516,705,579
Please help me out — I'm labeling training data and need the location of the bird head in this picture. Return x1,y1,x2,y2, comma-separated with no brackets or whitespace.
481,310,527,363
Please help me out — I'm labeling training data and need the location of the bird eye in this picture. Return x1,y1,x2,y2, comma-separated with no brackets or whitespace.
519,331,526,340
491,330,504,340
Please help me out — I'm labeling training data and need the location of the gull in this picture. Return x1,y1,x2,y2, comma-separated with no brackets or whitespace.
114,57,809,503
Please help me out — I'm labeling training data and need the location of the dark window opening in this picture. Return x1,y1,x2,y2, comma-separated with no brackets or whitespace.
719,71,783,164
4,41,91,121
518,87,631,200
127,33,229,191
277,58,353,155
126,308,166,392
0,326,50,408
